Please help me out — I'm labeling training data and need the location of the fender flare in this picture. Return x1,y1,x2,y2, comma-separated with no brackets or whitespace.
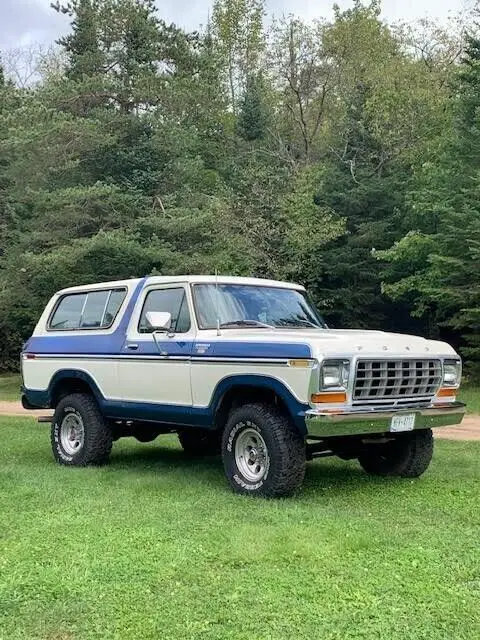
209,374,309,434
47,369,105,406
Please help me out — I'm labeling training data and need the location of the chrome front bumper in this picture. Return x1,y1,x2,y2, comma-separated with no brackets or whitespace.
305,403,466,438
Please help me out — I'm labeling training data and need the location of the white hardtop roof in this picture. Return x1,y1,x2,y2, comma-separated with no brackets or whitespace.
57,275,305,295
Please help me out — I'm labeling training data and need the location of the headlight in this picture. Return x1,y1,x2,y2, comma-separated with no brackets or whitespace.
321,360,350,389
443,359,462,387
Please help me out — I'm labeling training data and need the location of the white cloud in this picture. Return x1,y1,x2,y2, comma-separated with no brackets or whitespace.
0,0,469,51
281,0,468,24
1,0,68,49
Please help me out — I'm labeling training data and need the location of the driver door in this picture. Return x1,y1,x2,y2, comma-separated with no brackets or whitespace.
118,283,195,408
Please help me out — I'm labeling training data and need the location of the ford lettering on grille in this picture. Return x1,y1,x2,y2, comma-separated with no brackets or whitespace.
354,359,442,401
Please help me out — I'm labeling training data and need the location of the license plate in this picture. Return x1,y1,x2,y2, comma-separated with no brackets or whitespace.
390,414,416,433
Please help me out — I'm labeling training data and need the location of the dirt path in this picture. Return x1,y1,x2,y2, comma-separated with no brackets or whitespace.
433,415,480,441
0,401,52,418
1,401,479,441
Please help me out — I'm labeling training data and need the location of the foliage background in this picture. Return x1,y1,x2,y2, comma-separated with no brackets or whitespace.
0,0,479,375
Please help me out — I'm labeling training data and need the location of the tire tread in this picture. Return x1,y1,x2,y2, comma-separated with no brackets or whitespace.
52,393,112,466
222,402,306,497
359,429,434,478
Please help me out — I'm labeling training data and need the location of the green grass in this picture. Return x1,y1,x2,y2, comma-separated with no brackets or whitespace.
0,373,21,401
458,386,480,414
0,418,479,639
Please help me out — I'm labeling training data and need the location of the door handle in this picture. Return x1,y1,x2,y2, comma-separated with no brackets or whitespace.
126,343,139,350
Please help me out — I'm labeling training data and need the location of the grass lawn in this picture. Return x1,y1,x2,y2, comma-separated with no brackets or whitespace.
0,418,479,639
458,386,480,414
0,373,21,401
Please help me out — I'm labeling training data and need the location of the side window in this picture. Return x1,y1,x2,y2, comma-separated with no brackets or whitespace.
138,288,191,334
103,289,126,327
49,288,126,331
49,293,87,330
80,291,109,328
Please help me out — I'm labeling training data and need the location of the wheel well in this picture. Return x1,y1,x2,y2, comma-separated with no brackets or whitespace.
50,377,95,407
214,385,289,431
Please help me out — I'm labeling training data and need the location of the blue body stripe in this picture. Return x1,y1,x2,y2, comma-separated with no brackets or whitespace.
211,342,310,359
24,338,311,360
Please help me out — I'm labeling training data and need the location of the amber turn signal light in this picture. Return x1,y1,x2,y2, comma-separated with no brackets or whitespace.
436,387,456,398
311,391,347,404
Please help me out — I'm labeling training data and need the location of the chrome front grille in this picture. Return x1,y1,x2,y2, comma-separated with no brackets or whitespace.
353,359,442,401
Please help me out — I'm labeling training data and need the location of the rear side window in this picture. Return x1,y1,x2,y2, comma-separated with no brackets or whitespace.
49,288,126,331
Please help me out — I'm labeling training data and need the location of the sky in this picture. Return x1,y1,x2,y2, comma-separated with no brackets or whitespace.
0,0,470,51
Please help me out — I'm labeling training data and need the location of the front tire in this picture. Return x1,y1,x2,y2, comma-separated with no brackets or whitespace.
358,429,434,478
51,393,113,466
222,403,306,497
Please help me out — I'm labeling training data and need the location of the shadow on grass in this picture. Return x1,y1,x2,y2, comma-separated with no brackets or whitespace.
111,443,218,469
109,442,226,483
109,441,383,496
302,460,389,497
11,430,395,498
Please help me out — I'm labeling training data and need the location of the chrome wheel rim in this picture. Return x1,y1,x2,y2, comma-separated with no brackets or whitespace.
60,412,85,455
234,427,269,482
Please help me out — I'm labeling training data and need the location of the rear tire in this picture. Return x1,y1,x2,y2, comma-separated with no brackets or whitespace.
222,403,306,497
51,393,112,466
358,429,434,478
178,430,221,456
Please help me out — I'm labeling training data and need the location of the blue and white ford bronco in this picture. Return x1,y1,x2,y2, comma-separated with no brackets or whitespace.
21,275,466,497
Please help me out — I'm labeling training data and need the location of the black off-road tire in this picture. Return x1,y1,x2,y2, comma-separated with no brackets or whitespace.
358,429,434,478
51,393,113,466
222,403,306,497
178,430,221,456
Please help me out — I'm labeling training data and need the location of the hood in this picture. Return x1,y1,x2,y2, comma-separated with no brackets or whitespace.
213,328,458,359
307,329,457,359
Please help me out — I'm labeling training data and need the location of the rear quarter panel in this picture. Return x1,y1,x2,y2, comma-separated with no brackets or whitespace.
22,279,144,398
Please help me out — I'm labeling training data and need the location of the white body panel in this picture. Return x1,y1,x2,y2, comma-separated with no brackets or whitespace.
191,362,311,407
23,358,120,398
118,359,191,405
117,281,195,405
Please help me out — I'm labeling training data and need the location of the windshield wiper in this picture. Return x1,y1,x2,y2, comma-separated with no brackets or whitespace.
219,320,275,329
277,318,321,329
50,320,69,329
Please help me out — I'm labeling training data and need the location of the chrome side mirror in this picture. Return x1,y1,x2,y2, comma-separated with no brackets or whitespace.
145,311,172,332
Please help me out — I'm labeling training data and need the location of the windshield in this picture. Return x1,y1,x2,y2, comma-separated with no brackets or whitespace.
193,284,326,330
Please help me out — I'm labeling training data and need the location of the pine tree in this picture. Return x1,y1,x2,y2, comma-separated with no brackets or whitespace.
381,34,480,374
236,74,267,141
53,0,104,80
299,40,411,331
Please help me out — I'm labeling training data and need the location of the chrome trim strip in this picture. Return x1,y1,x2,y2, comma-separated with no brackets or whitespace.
100,290,113,327
351,395,434,406
27,354,290,365
78,294,89,327
191,357,289,365
305,402,466,438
